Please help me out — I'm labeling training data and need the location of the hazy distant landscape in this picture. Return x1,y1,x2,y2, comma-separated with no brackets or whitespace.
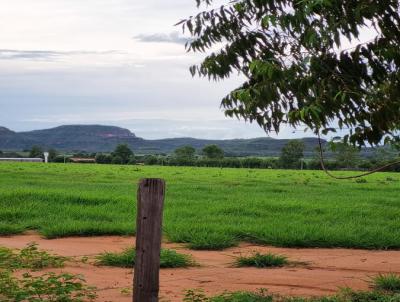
0,124,324,156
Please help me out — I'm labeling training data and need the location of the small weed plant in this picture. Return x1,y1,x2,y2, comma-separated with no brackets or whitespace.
355,178,367,183
120,287,132,296
0,270,97,302
0,243,66,270
184,290,210,302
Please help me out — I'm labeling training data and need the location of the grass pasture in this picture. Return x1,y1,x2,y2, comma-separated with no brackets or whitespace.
0,162,400,250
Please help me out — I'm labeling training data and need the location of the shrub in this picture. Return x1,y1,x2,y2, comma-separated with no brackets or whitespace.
144,155,159,165
29,145,44,158
128,155,137,165
358,160,374,170
53,155,67,163
0,243,66,270
111,155,124,165
242,157,265,169
95,153,111,164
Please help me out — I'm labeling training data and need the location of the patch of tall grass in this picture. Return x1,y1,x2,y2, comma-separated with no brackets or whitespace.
235,253,288,268
96,248,194,268
372,273,400,292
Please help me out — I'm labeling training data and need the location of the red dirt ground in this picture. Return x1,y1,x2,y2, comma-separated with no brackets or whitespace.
1,234,400,302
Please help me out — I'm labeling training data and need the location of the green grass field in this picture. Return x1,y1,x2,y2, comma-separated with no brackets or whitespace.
1,162,400,250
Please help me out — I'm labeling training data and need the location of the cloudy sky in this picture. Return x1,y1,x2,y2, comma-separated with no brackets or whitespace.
0,0,364,139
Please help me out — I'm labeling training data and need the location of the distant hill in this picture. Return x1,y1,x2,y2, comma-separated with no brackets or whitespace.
0,125,324,156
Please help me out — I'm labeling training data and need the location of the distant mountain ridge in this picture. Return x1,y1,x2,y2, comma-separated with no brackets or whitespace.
0,125,324,156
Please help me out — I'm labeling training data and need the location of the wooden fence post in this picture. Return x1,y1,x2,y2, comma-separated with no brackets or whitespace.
134,178,165,302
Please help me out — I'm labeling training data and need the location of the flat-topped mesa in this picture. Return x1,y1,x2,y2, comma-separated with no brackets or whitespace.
25,125,137,138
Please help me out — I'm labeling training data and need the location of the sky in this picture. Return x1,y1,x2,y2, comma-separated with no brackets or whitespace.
0,1,373,140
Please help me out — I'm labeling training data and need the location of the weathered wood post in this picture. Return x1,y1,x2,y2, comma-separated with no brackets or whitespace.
134,178,165,302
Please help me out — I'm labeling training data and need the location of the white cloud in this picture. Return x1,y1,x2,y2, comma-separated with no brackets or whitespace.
133,32,191,45
0,49,120,61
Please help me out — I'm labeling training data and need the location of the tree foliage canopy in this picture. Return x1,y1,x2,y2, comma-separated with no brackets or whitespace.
47,149,58,162
174,145,196,160
279,139,304,168
29,146,43,158
202,144,224,159
112,144,133,164
329,141,360,168
181,0,400,147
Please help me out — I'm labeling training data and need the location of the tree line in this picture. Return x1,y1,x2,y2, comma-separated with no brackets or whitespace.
1,140,398,172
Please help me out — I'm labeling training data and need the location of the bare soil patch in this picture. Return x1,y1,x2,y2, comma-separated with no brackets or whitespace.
1,234,400,302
